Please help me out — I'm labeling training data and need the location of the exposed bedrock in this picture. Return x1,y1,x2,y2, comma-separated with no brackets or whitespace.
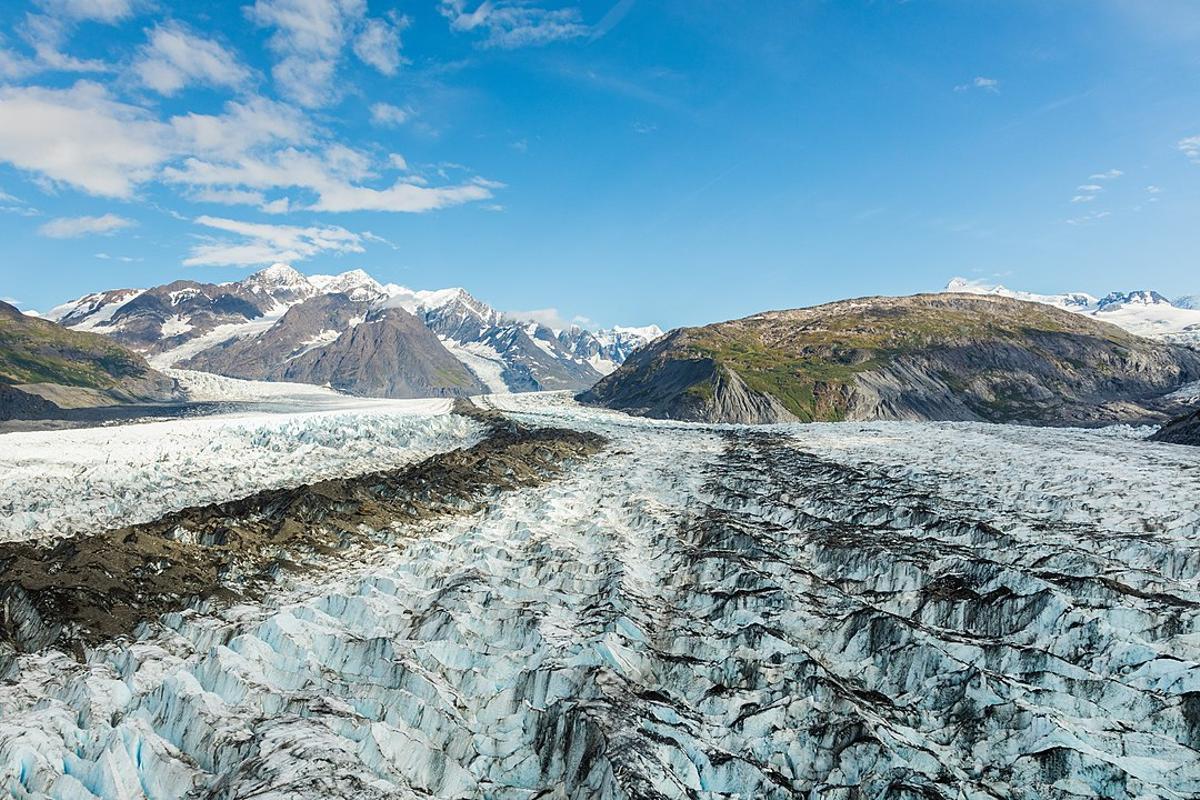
1151,405,1200,446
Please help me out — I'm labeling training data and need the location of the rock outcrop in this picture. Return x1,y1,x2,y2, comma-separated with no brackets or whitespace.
1151,406,1200,446
580,293,1200,425
188,301,488,398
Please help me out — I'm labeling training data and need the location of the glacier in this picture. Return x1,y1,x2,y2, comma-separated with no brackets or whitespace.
1,393,1198,798
0,395,483,542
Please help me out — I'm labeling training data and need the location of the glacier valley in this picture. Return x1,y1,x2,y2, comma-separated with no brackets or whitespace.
1,393,1198,799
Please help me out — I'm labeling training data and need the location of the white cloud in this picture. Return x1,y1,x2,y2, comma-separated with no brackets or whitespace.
353,14,407,75
192,187,268,206
1070,195,1096,203
164,147,498,213
1076,184,1103,192
247,0,403,106
439,0,588,48
0,82,168,197
1089,168,1123,180
38,212,135,238
36,0,136,23
95,252,140,261
184,214,364,266
133,24,251,95
1180,136,1200,162
1146,185,1162,193
0,43,35,80
18,13,111,73
248,0,364,106
169,96,312,160
0,81,495,215
387,153,408,170
370,102,412,127
311,178,496,212
504,307,572,329
955,76,1000,93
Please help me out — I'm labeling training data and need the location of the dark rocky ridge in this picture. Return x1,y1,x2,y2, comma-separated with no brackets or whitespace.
1151,406,1200,446
0,404,605,653
580,293,1200,425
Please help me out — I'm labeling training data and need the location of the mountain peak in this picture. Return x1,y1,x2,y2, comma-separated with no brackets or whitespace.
308,269,385,301
250,263,307,285
1097,290,1171,310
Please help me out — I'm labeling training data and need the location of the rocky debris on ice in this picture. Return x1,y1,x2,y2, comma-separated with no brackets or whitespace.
0,407,604,652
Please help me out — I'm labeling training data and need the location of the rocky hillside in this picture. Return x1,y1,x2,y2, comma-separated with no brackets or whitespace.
47,265,661,395
579,293,1200,424
0,300,180,418
188,301,487,398
1150,406,1200,446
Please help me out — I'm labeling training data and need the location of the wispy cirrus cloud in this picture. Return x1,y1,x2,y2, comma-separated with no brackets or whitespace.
1179,136,1200,163
1066,210,1111,226
369,101,413,127
184,215,364,266
36,0,137,24
954,76,1000,93
439,0,589,48
353,12,409,75
38,212,135,238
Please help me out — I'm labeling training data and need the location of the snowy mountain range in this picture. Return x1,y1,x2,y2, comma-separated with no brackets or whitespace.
944,277,1200,345
47,265,662,397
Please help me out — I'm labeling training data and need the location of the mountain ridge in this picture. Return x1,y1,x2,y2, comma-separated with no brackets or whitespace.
580,292,1200,425
943,277,1200,345
47,265,662,397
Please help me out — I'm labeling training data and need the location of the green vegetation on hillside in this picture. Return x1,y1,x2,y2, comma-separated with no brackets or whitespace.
680,297,1145,421
0,307,147,388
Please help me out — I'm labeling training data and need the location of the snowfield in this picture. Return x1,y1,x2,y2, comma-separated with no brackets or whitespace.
0,394,483,541
2,393,1198,799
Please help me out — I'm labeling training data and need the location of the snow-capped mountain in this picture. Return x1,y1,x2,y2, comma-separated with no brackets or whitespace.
944,277,1200,345
48,266,662,397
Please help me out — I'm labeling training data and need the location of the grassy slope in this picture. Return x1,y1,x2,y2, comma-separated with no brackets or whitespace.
0,303,150,389
677,296,1147,421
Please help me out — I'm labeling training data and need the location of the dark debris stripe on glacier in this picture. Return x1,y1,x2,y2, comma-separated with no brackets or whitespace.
1,402,1198,799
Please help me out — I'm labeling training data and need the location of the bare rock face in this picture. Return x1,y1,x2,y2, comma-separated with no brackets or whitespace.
1151,406,1200,446
181,295,488,398
581,293,1200,425
0,385,62,421
278,307,488,398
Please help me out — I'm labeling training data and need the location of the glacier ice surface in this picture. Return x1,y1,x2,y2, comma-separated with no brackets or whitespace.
2,393,1198,799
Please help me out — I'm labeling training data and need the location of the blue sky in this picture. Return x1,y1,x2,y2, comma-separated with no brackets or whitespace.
1,0,1198,329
